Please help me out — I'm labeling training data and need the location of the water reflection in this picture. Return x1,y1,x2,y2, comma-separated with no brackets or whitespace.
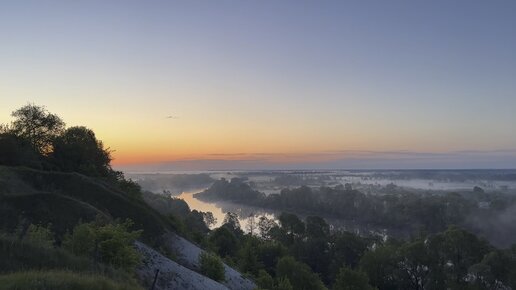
176,189,277,231
177,190,408,239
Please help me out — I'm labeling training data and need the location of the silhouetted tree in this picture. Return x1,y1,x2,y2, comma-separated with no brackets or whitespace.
8,104,65,155
246,214,257,235
278,212,305,244
222,212,242,235
0,133,41,167
52,126,111,176
306,216,330,239
258,216,277,240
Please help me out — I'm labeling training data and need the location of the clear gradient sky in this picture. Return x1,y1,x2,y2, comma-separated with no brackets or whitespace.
1,1,516,169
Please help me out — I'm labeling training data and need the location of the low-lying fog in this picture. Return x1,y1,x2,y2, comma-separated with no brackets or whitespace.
127,169,516,195
127,169,516,247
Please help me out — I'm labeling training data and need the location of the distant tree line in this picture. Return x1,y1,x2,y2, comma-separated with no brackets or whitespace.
195,178,516,235
135,173,214,194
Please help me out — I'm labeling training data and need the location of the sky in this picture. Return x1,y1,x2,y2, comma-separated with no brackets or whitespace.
1,1,516,170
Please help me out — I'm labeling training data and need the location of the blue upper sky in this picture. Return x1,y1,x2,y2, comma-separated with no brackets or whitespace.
1,1,515,169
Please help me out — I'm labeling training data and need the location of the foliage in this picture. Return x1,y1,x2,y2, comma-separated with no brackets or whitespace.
194,178,265,203
275,277,294,290
359,245,398,290
52,126,112,177
276,256,327,290
196,179,489,234
258,216,277,240
256,241,287,275
23,224,55,249
0,270,143,290
199,252,225,282
209,226,239,257
237,238,261,276
143,191,191,216
3,104,516,289
142,191,212,239
0,133,42,168
63,218,142,271
135,173,214,193
306,215,330,239
277,212,305,245
0,166,168,242
222,211,243,234
2,105,144,201
0,235,137,285
7,103,65,155
333,267,375,290
62,223,95,256
256,269,274,289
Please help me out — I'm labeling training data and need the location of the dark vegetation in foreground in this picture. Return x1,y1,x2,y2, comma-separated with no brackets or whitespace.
2,104,516,289
0,104,173,289
148,191,516,290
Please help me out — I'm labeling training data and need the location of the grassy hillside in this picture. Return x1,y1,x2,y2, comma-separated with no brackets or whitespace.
0,270,142,290
0,234,142,290
0,165,175,288
0,166,172,244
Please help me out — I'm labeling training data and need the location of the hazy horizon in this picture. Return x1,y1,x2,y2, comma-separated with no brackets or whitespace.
115,149,516,172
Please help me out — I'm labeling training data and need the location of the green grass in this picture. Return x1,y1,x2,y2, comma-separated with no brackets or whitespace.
0,166,182,288
0,166,171,243
0,270,143,290
0,235,137,285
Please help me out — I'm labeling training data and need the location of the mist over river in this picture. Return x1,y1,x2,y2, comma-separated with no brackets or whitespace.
129,169,516,244
176,188,409,240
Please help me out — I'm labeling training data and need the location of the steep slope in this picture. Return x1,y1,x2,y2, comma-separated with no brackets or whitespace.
0,166,169,242
135,242,228,290
0,166,256,289
163,233,256,290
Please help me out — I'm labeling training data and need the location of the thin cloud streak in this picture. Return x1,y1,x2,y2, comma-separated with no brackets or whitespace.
115,149,516,171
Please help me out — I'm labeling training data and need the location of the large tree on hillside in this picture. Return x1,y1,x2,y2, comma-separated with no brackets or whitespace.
51,126,112,176
9,104,65,155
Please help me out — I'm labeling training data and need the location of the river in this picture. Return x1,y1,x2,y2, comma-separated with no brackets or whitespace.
176,189,276,232
176,189,406,240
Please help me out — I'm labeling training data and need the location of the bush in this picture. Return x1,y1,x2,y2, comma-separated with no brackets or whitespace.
63,219,142,271
23,224,55,249
199,252,225,282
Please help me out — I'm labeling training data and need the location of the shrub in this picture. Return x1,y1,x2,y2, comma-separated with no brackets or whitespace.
23,224,55,249
199,252,225,282
63,219,142,271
